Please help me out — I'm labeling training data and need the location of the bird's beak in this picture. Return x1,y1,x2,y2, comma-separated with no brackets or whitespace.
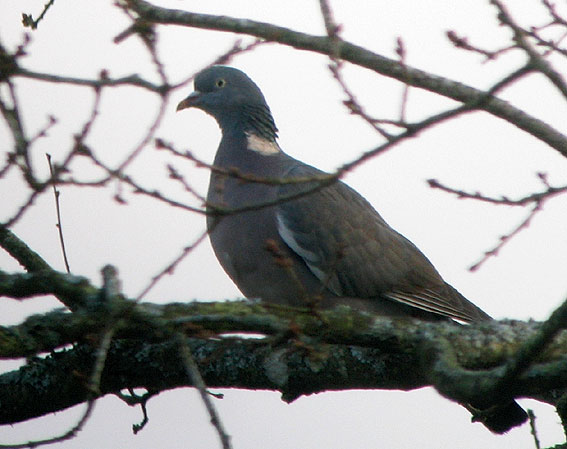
176,91,201,112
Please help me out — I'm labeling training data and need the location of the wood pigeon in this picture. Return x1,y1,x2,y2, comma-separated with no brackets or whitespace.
177,65,527,433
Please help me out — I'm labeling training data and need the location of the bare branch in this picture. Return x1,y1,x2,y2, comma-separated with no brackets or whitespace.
16,68,164,92
446,30,515,61
176,333,232,449
135,229,209,301
469,202,541,272
47,154,71,273
128,0,567,157
427,176,567,206
427,174,567,271
21,0,56,30
491,0,567,100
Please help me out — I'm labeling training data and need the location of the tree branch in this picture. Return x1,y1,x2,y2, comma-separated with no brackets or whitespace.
1,268,567,426
128,0,567,158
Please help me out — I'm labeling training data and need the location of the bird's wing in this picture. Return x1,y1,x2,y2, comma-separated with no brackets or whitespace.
276,164,489,323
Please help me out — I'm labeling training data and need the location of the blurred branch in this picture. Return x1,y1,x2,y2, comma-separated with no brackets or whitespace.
0,227,96,309
135,229,208,300
428,174,567,271
491,0,567,101
16,69,164,92
176,332,232,449
0,226,52,272
427,174,567,206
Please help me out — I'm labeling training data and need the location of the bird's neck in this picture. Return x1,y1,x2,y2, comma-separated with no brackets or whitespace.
218,104,278,141
212,124,292,181
216,105,282,158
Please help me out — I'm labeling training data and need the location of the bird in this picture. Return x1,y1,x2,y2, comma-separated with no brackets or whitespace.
176,65,528,433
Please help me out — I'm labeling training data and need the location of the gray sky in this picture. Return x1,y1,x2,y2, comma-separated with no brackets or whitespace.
2,0,567,447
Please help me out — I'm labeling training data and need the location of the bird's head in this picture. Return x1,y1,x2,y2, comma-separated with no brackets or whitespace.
177,66,278,141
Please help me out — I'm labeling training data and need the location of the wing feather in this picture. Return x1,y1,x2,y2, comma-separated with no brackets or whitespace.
276,163,490,322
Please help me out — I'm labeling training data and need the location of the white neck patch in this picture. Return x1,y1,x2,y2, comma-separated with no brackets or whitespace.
246,133,281,155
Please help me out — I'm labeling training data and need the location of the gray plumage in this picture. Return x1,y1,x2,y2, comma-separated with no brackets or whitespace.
177,65,527,432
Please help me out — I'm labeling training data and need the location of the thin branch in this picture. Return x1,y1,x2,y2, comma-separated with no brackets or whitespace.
0,79,35,187
46,154,71,273
328,61,394,140
1,189,43,227
395,37,410,123
29,114,57,144
427,176,567,207
116,388,158,434
446,30,515,61
176,333,232,449
135,229,209,301
21,0,56,30
428,174,567,271
528,409,541,449
491,0,567,101
166,164,206,204
469,202,541,272
115,90,169,173
16,68,164,92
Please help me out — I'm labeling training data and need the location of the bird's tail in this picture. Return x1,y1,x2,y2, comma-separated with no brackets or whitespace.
466,400,528,433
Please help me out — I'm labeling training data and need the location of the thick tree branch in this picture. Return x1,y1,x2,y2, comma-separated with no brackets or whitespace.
2,266,567,426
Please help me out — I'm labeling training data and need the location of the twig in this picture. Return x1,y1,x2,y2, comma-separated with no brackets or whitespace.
1,190,42,228
46,154,71,273
116,388,158,434
427,177,567,207
87,150,206,214
318,0,340,39
16,68,164,92
528,409,541,449
428,174,567,271
446,30,514,61
176,333,232,449
0,79,35,187
166,164,206,204
29,115,57,144
115,84,169,173
396,37,410,123
469,202,541,272
328,61,394,140
491,0,567,100
21,0,56,30
135,229,209,301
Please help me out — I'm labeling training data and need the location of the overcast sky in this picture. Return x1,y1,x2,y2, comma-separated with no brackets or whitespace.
2,0,567,448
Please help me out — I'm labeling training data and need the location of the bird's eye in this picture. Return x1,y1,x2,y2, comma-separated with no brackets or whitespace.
216,79,226,88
